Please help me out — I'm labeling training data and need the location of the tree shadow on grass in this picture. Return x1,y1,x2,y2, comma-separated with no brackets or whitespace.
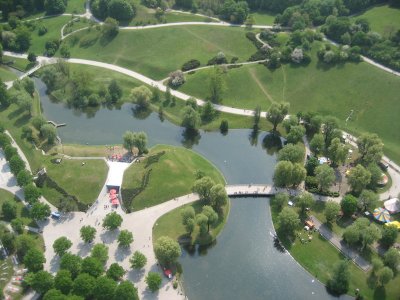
373,286,386,300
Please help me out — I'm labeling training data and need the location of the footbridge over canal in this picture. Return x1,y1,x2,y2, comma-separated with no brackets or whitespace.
225,185,298,197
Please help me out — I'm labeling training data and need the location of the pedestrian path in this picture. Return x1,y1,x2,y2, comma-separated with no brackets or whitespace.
310,216,371,271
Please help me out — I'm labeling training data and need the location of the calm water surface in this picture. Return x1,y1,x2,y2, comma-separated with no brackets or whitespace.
34,77,341,300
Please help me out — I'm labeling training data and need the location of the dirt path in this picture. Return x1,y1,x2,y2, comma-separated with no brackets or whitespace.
248,67,275,105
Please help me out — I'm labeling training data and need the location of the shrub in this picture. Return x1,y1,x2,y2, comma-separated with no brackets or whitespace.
181,59,200,71
168,70,185,87
38,24,48,36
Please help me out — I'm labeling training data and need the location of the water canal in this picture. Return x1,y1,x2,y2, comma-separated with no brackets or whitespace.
33,77,341,300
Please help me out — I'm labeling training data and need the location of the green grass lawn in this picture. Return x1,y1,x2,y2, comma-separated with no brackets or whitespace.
0,66,18,81
65,25,257,79
250,11,276,25
121,144,225,211
29,16,71,55
42,156,108,205
2,56,35,72
352,5,400,37
164,11,214,23
153,199,230,245
180,42,400,164
65,0,86,14
0,189,37,227
270,198,400,300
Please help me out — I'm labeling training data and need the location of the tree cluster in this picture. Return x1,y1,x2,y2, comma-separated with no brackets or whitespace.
192,176,228,213
91,0,136,23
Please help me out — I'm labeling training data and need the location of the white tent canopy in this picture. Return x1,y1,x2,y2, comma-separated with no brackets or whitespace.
384,198,400,214
106,161,131,191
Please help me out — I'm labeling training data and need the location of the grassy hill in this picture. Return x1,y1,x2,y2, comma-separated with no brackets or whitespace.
65,25,258,79
352,5,400,37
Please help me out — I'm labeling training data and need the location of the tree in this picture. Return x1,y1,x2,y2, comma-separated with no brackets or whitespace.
28,52,37,63
378,266,394,286
322,116,339,147
22,78,35,96
17,169,32,187
24,248,45,272
340,194,358,216
81,257,104,278
208,67,225,103
196,213,208,235
181,206,195,226
384,247,400,272
130,86,152,109
328,138,349,166
358,190,379,212
145,272,162,292
123,131,135,153
315,164,335,191
327,261,349,295
40,124,57,144
309,133,325,155
357,133,383,165
372,258,384,274
1,232,16,253
30,202,51,220
324,201,340,223
73,273,96,298
24,183,41,204
130,251,147,269
15,234,36,258
278,207,300,236
102,212,123,230
154,236,181,265
361,223,381,250
274,192,289,211
296,191,315,214
53,236,72,257
93,276,117,300
118,230,134,247
108,79,122,103
45,0,66,14
278,143,304,163
273,161,293,187
114,280,139,300
60,44,70,58
266,102,290,132
132,131,148,155
11,218,24,234
209,184,228,211
181,106,201,131
102,17,119,37
80,225,96,243
367,163,382,190
2,200,17,220
43,289,67,300
305,156,319,176
107,263,125,281
286,125,305,144
291,163,306,187
201,100,217,122
31,270,54,294
60,253,82,278
91,244,109,265
9,155,25,175
54,270,73,295
192,176,214,201
381,225,398,248
108,0,135,22
347,165,371,194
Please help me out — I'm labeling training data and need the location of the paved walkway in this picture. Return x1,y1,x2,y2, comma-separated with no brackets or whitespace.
310,216,371,271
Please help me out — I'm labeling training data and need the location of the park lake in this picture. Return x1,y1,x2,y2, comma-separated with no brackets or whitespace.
32,76,340,299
